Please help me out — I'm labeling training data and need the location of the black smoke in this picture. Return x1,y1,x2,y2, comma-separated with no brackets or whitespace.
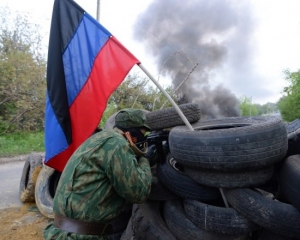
133,0,256,119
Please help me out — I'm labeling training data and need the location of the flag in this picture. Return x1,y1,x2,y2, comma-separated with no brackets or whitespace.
44,0,140,172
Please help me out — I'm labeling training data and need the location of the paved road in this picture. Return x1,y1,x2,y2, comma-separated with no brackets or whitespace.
0,161,25,209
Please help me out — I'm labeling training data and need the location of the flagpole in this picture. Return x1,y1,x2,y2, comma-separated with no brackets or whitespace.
138,63,230,208
96,0,101,21
138,63,194,131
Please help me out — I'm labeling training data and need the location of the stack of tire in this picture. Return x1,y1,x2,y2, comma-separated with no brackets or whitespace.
18,104,300,239
122,113,300,240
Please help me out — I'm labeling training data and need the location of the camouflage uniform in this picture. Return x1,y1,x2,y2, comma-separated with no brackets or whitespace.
43,110,152,239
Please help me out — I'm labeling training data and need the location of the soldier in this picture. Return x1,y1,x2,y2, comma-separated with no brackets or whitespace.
43,108,153,239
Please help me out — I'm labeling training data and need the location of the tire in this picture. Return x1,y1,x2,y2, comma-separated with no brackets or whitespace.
285,119,300,156
145,103,201,130
164,200,249,240
286,119,300,138
19,153,43,203
120,217,134,240
157,155,220,201
184,165,274,188
108,232,124,240
285,138,300,158
224,188,300,239
104,112,118,129
257,228,299,240
148,175,179,201
169,116,288,171
109,201,133,234
183,199,258,235
104,103,200,131
35,165,61,219
256,169,281,199
279,155,300,210
131,200,176,240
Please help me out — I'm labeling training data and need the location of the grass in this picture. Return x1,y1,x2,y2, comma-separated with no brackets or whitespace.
0,131,44,157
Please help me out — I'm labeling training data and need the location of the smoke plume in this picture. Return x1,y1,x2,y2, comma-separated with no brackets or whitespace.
134,0,256,119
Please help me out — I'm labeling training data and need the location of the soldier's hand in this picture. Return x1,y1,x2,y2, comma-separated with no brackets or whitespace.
145,145,158,166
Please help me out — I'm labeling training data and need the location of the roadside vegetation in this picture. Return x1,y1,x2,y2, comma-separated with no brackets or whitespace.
0,6,297,157
0,131,44,157
277,69,300,121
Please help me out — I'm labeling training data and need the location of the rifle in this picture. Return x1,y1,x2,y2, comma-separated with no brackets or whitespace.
146,130,170,163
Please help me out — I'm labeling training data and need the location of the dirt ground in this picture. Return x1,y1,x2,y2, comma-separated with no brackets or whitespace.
0,203,51,240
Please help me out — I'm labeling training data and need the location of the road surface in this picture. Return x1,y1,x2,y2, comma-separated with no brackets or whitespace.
0,161,25,209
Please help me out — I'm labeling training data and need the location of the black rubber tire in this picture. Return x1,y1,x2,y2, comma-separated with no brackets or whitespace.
169,116,288,171
104,104,200,131
279,155,300,210
148,164,179,201
285,119,300,157
184,165,274,188
157,155,220,201
19,153,43,203
145,103,201,130
107,232,124,240
109,202,132,234
148,175,179,201
256,170,281,200
120,217,134,240
104,112,118,129
285,138,300,158
286,119,300,137
183,199,258,235
35,165,61,219
224,188,300,239
131,200,176,240
164,200,249,240
256,228,299,240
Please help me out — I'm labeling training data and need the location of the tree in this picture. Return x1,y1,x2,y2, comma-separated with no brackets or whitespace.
108,72,173,111
100,72,175,127
0,7,46,133
277,69,300,122
239,96,258,116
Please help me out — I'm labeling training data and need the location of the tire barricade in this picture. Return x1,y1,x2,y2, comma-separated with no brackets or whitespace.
21,110,300,239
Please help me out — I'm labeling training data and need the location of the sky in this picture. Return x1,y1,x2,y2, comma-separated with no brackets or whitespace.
1,0,300,106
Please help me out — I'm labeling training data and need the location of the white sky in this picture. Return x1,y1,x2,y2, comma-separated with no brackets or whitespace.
1,0,300,105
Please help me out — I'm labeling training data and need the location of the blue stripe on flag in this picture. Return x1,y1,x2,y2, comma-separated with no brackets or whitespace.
63,13,112,106
44,94,69,162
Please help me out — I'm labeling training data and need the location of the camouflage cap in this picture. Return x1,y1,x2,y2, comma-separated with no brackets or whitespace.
115,109,151,131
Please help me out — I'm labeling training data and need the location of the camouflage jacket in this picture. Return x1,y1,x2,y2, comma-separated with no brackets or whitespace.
43,128,152,240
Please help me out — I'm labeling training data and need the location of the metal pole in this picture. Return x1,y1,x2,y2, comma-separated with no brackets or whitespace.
138,64,194,131
96,0,101,21
250,97,252,116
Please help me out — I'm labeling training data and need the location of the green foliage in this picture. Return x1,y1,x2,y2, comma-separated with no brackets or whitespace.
277,69,300,122
99,103,117,128
0,6,46,134
239,96,258,116
100,72,174,126
0,131,44,157
239,96,279,117
108,72,172,112
254,102,278,116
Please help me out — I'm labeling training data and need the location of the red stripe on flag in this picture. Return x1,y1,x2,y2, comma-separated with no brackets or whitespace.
45,36,140,172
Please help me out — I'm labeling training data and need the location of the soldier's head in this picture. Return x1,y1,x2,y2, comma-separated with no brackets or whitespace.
115,108,151,149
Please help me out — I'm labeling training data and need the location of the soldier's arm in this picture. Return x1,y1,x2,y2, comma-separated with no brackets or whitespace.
106,142,152,204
